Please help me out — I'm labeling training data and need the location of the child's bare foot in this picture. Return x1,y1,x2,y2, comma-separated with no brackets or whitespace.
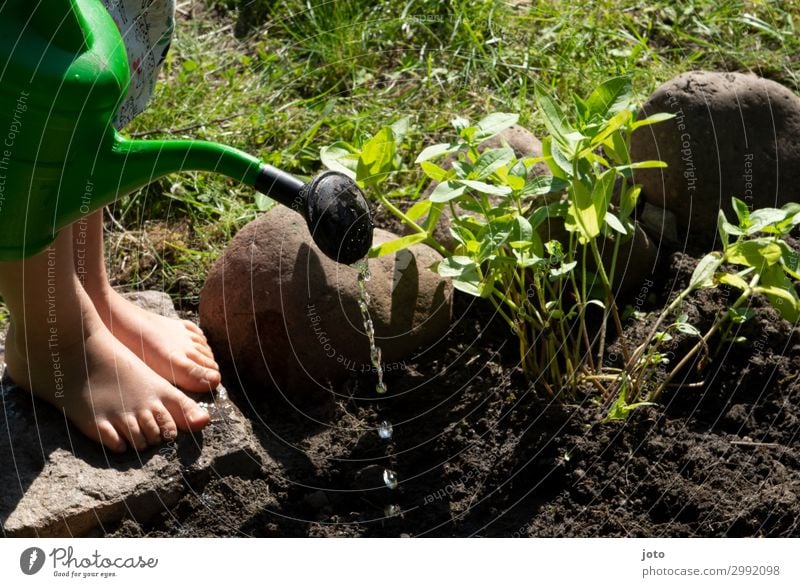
91,288,221,393
5,302,210,453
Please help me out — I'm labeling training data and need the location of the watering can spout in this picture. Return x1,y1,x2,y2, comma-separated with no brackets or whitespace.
106,136,374,265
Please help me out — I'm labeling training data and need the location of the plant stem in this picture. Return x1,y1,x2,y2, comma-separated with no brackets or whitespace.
649,275,758,402
377,194,448,256
588,239,630,364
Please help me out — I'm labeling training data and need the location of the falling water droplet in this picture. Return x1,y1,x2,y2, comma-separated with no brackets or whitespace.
378,420,393,440
354,259,387,396
383,469,399,490
384,504,400,517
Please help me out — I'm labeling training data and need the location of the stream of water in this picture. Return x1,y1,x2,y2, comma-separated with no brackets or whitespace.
354,259,400,517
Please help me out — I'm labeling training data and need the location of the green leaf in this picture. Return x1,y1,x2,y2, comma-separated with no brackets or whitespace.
585,76,633,119
416,142,461,163
726,239,782,269
615,160,668,171
732,197,751,227
549,260,577,279
717,209,744,243
369,233,427,258
603,381,657,422
605,211,627,235
546,137,574,179
747,207,791,235
565,170,615,241
674,322,701,336
631,111,675,130
478,220,513,261
420,161,450,182
755,264,800,322
405,200,432,222
588,109,631,147
357,126,397,185
320,141,359,178
437,255,477,278
474,113,519,142
429,181,467,203
689,252,723,290
437,256,483,297
471,148,514,180
450,224,476,247
519,175,570,198
717,272,750,291
529,200,568,229
510,215,533,244
619,185,641,219
459,179,512,196
535,88,573,143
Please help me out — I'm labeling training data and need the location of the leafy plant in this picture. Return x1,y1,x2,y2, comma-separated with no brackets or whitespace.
324,76,672,395
615,197,800,413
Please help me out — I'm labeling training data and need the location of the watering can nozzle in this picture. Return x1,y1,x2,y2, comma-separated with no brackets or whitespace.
254,166,374,266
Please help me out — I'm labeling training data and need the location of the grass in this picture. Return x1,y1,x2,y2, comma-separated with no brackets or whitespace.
96,0,800,311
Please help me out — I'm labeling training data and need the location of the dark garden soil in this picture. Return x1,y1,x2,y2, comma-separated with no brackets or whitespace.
109,236,800,538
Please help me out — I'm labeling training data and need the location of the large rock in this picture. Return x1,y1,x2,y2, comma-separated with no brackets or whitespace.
630,71,800,248
0,293,269,537
199,207,453,395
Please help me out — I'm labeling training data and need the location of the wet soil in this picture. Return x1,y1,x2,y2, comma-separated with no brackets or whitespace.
109,246,800,537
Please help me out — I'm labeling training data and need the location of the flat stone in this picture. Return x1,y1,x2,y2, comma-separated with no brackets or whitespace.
630,71,800,248
119,290,180,319
0,292,269,537
199,207,453,395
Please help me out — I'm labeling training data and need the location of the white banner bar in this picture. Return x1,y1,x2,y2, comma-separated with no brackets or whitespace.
1,538,798,586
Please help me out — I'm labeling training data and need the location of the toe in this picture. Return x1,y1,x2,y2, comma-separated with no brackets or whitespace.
152,407,178,441
193,342,216,361
183,321,207,339
189,348,219,370
96,420,127,453
116,414,148,452
163,390,210,432
173,356,220,392
138,410,163,446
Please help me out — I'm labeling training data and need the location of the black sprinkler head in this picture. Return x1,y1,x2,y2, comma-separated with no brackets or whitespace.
254,166,374,265
301,171,374,265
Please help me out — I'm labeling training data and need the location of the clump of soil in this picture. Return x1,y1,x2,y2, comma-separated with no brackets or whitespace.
109,245,800,537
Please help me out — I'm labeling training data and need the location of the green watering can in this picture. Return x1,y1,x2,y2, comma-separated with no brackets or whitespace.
0,0,373,264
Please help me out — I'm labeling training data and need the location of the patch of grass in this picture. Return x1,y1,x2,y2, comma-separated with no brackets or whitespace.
108,0,799,309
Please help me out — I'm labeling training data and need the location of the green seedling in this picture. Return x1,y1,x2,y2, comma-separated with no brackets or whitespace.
618,197,800,414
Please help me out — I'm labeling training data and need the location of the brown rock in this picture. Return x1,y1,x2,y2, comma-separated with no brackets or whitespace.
199,207,453,395
630,71,800,248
